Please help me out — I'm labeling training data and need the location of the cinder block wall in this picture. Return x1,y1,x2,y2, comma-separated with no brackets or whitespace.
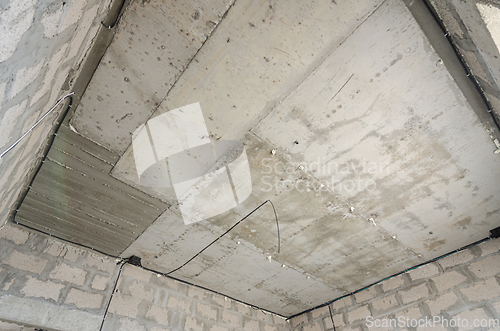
0,0,112,227
0,224,290,331
2,224,500,331
102,263,289,331
289,238,500,331
0,224,119,330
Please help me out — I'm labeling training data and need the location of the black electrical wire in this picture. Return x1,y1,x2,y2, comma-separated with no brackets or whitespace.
16,221,288,318
287,235,492,321
268,200,280,253
166,199,280,275
99,260,126,331
96,200,281,328
16,198,283,319
421,0,500,133
328,305,337,331
139,263,285,317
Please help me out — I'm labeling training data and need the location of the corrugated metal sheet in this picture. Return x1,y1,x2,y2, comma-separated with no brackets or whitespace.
15,124,169,256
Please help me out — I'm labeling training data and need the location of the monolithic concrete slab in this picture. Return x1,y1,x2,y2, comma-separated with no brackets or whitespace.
253,0,500,259
115,0,500,316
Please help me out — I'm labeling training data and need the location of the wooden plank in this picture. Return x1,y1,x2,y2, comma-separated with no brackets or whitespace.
47,147,169,212
30,180,140,239
16,202,127,254
56,124,120,165
37,160,157,226
16,213,123,256
21,193,134,245
52,137,114,173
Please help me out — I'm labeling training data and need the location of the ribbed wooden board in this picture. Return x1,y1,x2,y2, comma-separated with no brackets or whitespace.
15,124,169,256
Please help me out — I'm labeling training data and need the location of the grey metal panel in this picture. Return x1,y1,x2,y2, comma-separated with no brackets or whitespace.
17,200,126,255
29,181,138,240
15,130,169,256
51,137,114,173
33,162,152,228
42,153,159,224
55,124,120,165
16,216,124,256
46,147,167,214
20,193,133,246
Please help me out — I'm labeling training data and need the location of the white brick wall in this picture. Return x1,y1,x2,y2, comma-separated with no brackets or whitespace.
21,276,64,301
50,262,87,286
291,238,500,331
0,224,29,244
4,250,48,274
102,263,290,330
2,211,499,331
0,0,110,232
65,288,104,309
0,225,117,331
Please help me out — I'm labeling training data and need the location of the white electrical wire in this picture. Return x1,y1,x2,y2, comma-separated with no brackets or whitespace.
0,92,75,159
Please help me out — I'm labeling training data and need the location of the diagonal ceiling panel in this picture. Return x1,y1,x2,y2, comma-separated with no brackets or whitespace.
70,0,235,154
17,0,500,317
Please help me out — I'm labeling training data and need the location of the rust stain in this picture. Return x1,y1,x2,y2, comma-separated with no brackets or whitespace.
423,239,446,251
454,216,472,230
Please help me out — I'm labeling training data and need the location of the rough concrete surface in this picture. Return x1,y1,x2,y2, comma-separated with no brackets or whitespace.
2,0,500,324
113,0,500,316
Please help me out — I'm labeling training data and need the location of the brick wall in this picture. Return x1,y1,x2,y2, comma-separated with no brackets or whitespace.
0,0,112,228
4,219,499,331
101,263,290,331
289,238,500,331
0,223,119,330
0,224,290,330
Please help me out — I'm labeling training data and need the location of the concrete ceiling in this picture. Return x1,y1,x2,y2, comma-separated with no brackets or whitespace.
16,0,500,317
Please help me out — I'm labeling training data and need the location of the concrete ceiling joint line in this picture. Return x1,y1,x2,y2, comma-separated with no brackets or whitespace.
237,0,427,302
249,135,420,263
101,0,240,231
425,0,500,136
249,0,390,134
120,0,238,155
61,0,135,123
